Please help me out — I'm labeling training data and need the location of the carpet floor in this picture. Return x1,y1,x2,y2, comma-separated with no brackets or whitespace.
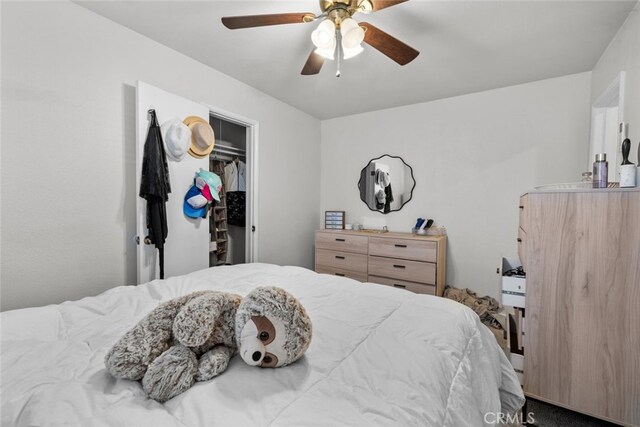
525,398,620,426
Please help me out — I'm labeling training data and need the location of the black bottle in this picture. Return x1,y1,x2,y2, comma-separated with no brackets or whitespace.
620,138,636,188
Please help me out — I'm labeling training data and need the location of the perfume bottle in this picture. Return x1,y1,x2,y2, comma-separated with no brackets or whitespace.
593,153,608,189
620,138,636,188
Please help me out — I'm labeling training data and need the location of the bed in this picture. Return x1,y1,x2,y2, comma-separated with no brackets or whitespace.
1,263,524,426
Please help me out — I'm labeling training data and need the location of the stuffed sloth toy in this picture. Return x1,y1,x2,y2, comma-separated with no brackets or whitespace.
104,286,312,402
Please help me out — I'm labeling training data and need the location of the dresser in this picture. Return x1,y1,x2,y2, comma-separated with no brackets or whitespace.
314,230,447,296
519,189,640,426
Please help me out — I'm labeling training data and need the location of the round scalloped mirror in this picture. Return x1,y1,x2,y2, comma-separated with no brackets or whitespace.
357,154,415,214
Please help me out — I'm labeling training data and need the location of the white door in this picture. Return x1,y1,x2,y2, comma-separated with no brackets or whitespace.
136,81,210,284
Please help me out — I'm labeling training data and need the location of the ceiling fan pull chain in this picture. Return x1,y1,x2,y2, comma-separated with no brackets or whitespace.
336,29,342,77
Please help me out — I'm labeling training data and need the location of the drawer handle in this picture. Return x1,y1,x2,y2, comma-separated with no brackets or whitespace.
393,284,407,289
519,206,524,210
335,273,345,277
335,255,345,259
394,244,407,248
517,238,522,243
393,264,406,269
335,238,346,242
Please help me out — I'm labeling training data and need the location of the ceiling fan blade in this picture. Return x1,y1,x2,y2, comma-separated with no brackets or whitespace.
222,13,314,29
360,22,419,65
301,50,325,75
369,0,409,12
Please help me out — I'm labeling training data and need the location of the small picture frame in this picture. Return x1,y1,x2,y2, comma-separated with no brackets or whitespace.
324,211,345,229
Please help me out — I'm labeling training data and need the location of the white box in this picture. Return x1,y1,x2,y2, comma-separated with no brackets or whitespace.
501,257,525,308
504,304,525,386
508,353,524,386
505,306,525,352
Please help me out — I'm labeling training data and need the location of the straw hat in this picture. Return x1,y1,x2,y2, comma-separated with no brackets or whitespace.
183,116,215,158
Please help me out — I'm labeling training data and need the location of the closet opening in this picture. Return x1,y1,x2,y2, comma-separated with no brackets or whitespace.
209,114,253,267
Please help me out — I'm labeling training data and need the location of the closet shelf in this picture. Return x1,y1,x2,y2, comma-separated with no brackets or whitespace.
211,158,229,267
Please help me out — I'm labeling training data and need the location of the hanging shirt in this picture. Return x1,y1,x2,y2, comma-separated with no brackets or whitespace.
383,183,394,214
226,191,246,227
139,110,171,279
375,169,391,187
374,168,393,212
224,160,246,192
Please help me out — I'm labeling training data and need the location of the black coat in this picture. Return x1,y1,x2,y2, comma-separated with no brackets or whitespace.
139,109,171,278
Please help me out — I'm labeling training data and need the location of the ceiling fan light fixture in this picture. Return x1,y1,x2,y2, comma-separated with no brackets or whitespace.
314,46,335,60
358,0,374,13
340,18,365,49
342,44,364,59
311,19,336,50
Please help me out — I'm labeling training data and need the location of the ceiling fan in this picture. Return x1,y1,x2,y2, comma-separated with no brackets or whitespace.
221,0,419,76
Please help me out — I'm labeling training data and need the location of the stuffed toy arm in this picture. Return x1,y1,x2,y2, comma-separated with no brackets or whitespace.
142,344,198,403
173,294,224,347
196,345,232,381
104,294,198,381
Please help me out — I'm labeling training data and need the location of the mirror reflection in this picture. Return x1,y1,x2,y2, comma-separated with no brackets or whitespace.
358,155,415,214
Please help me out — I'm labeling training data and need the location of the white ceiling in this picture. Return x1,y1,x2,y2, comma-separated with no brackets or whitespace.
76,1,636,120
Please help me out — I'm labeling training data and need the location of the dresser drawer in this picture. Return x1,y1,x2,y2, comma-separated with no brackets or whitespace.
316,266,367,282
315,232,368,254
368,275,436,295
368,256,436,285
369,237,437,262
316,249,368,273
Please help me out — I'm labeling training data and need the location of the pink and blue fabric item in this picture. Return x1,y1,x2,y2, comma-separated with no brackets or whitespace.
196,169,222,202
183,169,223,219
198,178,214,202
183,184,208,218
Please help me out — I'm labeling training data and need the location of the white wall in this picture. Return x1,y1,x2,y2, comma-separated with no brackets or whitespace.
591,3,640,161
1,1,321,311
320,72,592,299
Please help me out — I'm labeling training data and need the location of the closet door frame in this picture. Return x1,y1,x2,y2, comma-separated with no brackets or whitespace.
206,104,259,263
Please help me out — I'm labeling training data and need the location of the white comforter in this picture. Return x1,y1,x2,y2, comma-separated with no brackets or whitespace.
1,263,524,426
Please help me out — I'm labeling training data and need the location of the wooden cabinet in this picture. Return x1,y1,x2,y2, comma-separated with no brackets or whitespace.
520,189,640,427
314,230,447,296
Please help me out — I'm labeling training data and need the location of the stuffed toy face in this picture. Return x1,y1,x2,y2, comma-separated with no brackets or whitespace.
239,315,288,367
235,286,312,368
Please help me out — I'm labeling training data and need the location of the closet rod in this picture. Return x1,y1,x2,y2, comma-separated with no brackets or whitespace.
215,143,246,153
214,148,246,157
211,150,245,159
210,152,239,159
